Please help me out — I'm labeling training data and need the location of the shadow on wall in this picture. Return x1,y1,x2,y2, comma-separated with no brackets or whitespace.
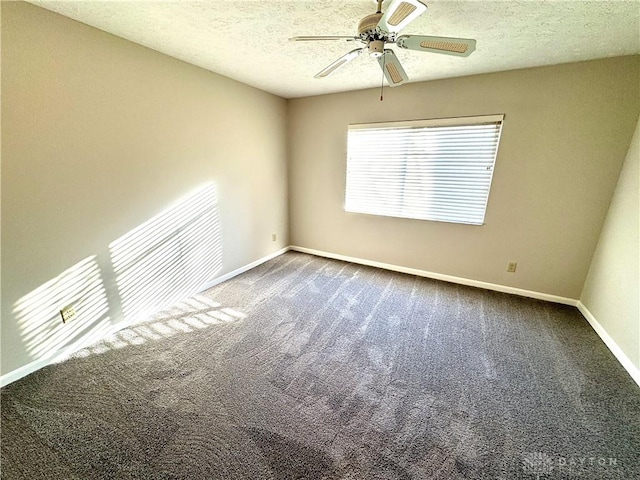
13,183,223,364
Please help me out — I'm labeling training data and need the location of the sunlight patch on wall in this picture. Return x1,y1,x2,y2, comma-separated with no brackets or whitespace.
14,256,111,360
109,184,223,324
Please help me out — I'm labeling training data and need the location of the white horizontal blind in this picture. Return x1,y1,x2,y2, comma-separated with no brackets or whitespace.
345,115,504,225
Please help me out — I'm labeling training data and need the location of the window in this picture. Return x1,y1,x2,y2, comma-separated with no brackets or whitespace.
345,114,504,225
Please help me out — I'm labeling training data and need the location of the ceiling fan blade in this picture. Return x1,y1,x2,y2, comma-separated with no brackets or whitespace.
377,0,427,35
377,49,408,87
396,35,476,57
290,36,359,42
315,48,364,78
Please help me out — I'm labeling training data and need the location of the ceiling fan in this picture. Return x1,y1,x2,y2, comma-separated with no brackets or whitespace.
290,0,476,87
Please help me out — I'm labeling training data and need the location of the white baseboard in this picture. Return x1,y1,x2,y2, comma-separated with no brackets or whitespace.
1,356,58,388
0,323,123,388
577,302,640,388
290,246,578,306
291,246,640,387
1,247,290,388
199,247,290,292
6,246,637,391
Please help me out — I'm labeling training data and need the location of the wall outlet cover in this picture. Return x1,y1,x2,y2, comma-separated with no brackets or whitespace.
60,305,77,323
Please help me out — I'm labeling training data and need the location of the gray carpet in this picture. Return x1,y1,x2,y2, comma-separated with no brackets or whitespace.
1,252,639,479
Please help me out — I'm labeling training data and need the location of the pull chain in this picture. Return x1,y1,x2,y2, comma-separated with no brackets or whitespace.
380,53,385,101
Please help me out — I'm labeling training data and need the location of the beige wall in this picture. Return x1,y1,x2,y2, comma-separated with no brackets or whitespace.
581,117,640,370
1,2,288,375
2,2,638,379
288,56,640,299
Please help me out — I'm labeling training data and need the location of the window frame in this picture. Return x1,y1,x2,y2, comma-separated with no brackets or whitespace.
344,114,505,226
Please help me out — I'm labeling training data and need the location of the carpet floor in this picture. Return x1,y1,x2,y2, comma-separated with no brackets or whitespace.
1,252,639,479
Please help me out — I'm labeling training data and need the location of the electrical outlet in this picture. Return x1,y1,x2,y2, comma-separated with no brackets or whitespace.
60,305,77,323
507,262,517,273
272,233,277,242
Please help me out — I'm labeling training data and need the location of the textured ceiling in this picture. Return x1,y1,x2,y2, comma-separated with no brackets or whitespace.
29,0,640,98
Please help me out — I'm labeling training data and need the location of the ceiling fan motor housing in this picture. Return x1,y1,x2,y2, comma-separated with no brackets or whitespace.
358,13,383,37
295,0,476,85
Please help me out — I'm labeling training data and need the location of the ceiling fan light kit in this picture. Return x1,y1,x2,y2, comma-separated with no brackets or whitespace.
290,0,476,88
368,40,385,57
